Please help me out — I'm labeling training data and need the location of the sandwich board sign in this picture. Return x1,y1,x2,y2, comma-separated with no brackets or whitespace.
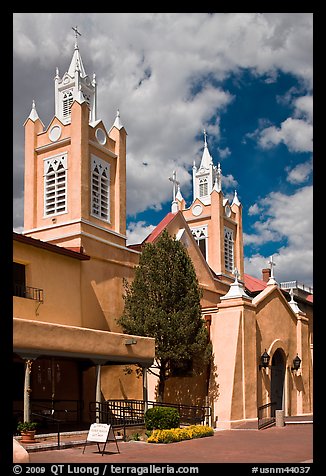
82,423,120,455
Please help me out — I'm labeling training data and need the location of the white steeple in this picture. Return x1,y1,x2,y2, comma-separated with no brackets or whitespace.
193,130,215,205
199,129,213,169
54,27,97,124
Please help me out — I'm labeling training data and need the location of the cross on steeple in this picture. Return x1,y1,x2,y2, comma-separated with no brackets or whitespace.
267,255,278,285
72,26,81,48
203,129,208,147
268,255,276,279
169,170,180,202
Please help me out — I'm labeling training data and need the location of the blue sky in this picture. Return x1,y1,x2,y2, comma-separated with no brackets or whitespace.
13,13,313,287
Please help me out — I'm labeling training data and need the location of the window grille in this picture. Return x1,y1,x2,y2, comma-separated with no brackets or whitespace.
224,227,234,272
199,178,208,197
44,154,67,216
191,226,208,260
63,91,73,118
91,156,110,222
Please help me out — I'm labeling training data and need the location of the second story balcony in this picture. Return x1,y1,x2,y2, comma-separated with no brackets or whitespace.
13,283,44,303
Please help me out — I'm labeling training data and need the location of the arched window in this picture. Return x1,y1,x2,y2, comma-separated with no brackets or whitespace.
199,178,208,197
44,154,67,216
224,227,234,272
62,91,73,118
91,156,110,222
191,226,208,260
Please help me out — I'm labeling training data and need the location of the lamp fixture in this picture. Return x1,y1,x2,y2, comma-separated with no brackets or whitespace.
291,354,301,372
259,349,270,370
124,338,137,345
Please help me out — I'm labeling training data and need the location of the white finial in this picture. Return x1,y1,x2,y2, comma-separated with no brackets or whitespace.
288,288,301,313
28,99,40,122
233,267,240,283
72,26,81,49
232,190,241,206
221,267,252,301
55,67,60,79
113,109,123,130
267,255,278,285
203,129,208,147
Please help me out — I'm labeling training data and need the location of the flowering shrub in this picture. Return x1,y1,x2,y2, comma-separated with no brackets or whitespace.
147,425,214,443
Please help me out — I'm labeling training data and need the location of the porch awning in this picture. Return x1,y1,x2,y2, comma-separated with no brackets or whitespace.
13,318,155,366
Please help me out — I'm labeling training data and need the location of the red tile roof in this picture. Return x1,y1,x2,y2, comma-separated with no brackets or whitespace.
143,212,177,243
244,273,267,293
306,294,313,303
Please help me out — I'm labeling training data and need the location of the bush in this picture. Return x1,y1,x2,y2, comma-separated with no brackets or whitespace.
144,406,180,430
147,425,214,443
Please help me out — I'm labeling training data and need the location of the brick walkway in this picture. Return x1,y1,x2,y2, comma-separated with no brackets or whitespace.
26,424,313,464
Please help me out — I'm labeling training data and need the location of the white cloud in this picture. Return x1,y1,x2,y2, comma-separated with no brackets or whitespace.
248,203,261,216
13,13,313,229
244,186,313,286
286,158,313,184
217,146,231,159
127,221,156,245
258,118,313,153
294,95,313,122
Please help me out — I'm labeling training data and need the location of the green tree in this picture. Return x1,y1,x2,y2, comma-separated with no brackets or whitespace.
117,229,212,401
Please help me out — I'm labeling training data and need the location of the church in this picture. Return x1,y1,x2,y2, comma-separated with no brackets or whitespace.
13,32,313,431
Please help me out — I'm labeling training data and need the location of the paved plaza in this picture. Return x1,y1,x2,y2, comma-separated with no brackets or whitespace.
26,424,313,464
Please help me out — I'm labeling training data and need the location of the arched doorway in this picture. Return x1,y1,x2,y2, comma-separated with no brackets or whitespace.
271,348,286,416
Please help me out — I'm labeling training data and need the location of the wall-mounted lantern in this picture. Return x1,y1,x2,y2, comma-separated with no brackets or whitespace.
291,354,301,372
259,349,270,370
124,338,137,345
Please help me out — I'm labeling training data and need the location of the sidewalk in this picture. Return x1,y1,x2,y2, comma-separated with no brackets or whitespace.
26,423,313,464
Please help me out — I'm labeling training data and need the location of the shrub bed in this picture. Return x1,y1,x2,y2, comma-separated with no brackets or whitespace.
144,406,180,430
147,425,214,443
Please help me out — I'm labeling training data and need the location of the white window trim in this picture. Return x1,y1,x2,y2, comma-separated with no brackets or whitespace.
191,225,208,261
43,152,68,218
90,155,111,223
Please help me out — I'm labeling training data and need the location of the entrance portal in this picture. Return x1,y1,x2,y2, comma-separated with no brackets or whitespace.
271,348,286,416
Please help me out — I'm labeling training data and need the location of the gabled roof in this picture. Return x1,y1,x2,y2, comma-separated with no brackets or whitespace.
244,273,267,293
142,212,177,243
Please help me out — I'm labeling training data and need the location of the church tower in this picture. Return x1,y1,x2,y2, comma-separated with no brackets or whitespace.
176,132,244,282
23,29,127,252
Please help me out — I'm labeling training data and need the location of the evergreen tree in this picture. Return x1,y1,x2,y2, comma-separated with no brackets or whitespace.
117,230,212,401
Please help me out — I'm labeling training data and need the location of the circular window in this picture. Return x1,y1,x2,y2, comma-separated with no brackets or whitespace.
225,205,232,218
192,204,203,217
95,128,107,145
49,125,62,142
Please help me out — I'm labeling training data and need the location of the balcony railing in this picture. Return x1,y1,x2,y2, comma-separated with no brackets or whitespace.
280,281,313,294
13,283,44,302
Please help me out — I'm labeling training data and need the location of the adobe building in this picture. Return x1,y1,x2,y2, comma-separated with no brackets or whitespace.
13,32,312,431
13,34,155,430
141,135,313,428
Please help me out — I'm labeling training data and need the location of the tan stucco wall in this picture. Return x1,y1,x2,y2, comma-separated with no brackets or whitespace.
14,241,82,326
254,286,312,415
